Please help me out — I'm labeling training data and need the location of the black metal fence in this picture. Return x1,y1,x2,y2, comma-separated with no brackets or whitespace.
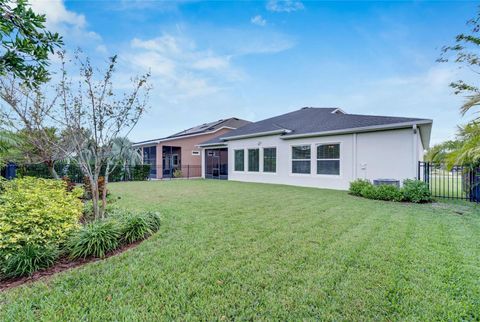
418,161,480,202
146,165,202,179
2,163,203,183
14,163,151,183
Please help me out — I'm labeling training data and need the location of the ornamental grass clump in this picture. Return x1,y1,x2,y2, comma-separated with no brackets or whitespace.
1,244,59,278
67,220,121,259
144,211,161,232
120,214,152,244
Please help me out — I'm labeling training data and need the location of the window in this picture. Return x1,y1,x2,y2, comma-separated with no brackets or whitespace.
172,154,179,166
292,145,311,174
263,147,276,173
192,150,200,156
248,149,259,172
234,150,244,171
317,144,340,175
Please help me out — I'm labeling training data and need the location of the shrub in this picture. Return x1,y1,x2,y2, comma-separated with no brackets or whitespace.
173,169,183,178
83,176,108,200
145,211,161,232
402,179,432,203
1,244,59,278
67,220,121,259
132,164,151,181
349,179,372,196
375,184,403,202
360,184,378,200
62,176,76,192
0,177,82,257
120,213,152,244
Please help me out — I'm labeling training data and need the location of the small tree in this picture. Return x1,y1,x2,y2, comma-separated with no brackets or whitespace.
0,78,70,178
0,0,63,87
54,52,150,219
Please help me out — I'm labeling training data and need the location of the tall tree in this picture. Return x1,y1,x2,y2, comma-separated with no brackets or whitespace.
439,9,480,116
0,0,63,87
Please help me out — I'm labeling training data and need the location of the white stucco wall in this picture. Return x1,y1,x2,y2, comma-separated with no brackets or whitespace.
219,127,421,190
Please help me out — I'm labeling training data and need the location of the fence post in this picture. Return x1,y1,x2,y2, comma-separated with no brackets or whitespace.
187,165,190,179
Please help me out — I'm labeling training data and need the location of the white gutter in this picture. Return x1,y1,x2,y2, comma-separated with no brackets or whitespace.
280,120,432,140
197,142,227,148
219,129,292,141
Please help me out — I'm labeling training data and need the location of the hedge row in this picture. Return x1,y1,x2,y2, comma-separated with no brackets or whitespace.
349,179,432,203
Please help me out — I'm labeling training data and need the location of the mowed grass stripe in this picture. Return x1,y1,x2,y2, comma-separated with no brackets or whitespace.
1,180,479,321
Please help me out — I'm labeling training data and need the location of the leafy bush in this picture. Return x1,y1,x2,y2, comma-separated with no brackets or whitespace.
83,176,108,200
67,220,121,259
0,177,82,257
402,179,432,203
62,176,77,192
1,244,58,278
132,165,151,181
145,211,161,232
360,183,378,200
349,179,372,196
375,184,403,202
173,169,183,178
120,214,152,244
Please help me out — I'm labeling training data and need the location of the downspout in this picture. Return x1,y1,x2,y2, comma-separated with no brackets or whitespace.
353,133,357,180
412,124,418,179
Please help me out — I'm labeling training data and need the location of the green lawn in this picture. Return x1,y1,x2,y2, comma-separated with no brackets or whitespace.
1,180,480,320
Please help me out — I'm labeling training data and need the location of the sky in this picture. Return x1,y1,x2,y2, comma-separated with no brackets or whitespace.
30,0,479,145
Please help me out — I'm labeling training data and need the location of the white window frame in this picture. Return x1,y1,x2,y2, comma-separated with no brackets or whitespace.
316,142,341,176
262,146,277,174
290,144,312,175
233,149,245,172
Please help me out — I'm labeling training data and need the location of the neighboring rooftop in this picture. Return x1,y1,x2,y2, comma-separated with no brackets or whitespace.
199,107,432,147
133,117,251,146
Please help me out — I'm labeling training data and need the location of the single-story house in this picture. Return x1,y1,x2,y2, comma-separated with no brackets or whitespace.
133,117,251,179
198,107,432,190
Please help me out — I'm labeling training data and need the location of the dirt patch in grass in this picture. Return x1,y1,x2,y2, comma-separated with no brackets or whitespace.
0,239,144,292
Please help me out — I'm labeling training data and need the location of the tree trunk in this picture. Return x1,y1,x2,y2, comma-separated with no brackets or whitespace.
46,160,59,179
89,175,101,220
100,163,111,218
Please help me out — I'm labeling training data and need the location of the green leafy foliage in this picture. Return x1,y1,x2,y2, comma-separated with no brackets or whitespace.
349,178,430,203
375,184,404,202
402,179,432,203
0,0,63,87
67,220,121,259
0,177,82,257
120,214,152,244
349,179,372,196
1,244,58,278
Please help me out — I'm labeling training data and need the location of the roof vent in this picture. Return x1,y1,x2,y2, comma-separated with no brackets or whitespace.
331,108,346,114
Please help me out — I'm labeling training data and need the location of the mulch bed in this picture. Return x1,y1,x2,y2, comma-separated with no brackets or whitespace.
0,240,143,292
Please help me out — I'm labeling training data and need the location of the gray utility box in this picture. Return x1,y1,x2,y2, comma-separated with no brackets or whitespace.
373,179,400,187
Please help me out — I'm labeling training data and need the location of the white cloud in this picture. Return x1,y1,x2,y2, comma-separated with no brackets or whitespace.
124,34,240,101
29,0,101,44
251,15,267,26
266,0,304,13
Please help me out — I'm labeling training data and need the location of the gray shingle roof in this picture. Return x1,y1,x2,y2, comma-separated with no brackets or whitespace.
134,117,251,146
199,107,431,146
